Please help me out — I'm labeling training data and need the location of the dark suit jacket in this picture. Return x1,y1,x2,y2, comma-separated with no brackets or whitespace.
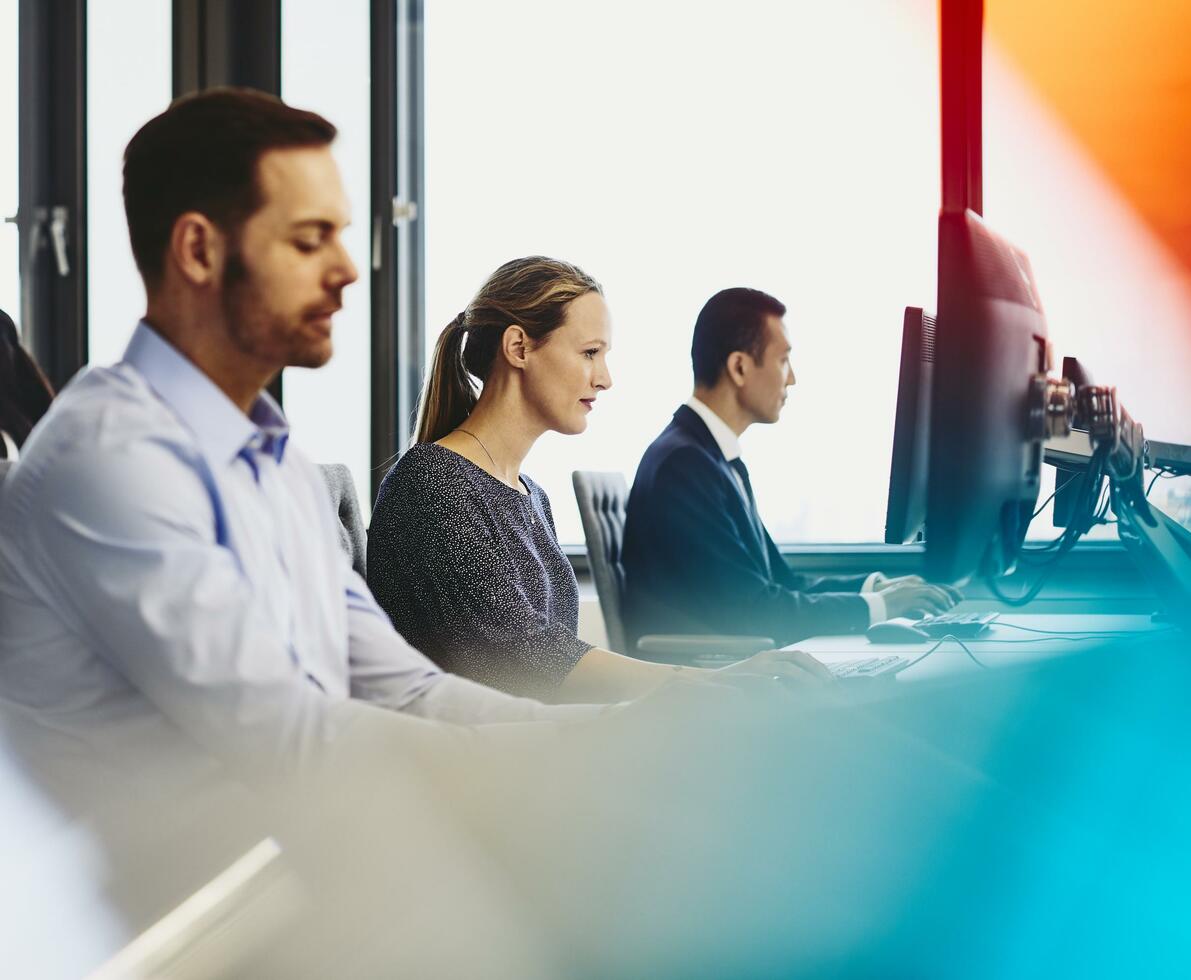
622,405,870,647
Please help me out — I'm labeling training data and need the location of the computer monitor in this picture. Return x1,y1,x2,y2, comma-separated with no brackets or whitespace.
884,307,935,544
924,210,1050,584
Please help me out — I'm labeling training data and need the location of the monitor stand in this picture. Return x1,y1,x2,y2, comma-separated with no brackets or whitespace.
1115,488,1191,632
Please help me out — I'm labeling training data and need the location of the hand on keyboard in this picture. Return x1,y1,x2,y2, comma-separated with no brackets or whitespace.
717,648,834,685
871,573,963,603
878,577,960,619
911,612,999,638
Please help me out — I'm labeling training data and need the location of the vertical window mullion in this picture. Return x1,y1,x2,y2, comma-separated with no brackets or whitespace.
18,0,88,392
370,0,426,502
172,0,282,404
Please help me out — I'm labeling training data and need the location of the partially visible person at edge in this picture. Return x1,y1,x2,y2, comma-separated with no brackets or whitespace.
621,287,958,649
367,257,831,702
0,307,55,460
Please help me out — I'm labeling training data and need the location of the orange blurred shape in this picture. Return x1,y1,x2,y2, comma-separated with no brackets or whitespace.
988,0,1191,275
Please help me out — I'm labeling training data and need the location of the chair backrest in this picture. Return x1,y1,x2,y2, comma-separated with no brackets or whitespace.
318,463,368,579
0,459,14,545
572,470,631,654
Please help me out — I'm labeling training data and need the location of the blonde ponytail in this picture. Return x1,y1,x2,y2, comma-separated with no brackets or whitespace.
415,312,476,444
413,256,602,444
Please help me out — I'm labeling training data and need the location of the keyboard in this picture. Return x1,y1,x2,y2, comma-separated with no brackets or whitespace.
913,611,1000,638
829,655,910,679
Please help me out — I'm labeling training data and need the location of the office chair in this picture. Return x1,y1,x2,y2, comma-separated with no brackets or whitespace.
572,471,775,664
318,463,368,579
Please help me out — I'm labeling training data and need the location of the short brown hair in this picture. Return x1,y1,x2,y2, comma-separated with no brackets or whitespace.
122,87,337,288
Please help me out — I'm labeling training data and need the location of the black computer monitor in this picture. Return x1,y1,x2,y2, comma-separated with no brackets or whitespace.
884,307,935,544
924,210,1050,584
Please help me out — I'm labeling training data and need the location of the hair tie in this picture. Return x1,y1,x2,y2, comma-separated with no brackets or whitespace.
453,311,468,331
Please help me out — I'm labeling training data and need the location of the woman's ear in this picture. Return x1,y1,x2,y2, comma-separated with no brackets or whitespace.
500,324,530,369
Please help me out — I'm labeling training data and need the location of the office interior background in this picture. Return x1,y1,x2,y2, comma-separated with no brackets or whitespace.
3,0,1190,547
5,4,1191,976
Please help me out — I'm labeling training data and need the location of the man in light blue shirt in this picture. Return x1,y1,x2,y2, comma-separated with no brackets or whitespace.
0,90,600,786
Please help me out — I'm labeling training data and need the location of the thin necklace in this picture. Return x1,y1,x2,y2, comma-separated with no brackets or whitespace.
457,427,521,492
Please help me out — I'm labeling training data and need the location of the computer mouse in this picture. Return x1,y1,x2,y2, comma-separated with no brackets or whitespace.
865,618,931,644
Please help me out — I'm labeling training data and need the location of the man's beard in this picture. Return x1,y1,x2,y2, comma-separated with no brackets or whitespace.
220,249,332,371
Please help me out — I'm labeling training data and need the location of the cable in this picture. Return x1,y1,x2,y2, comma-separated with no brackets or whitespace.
986,566,1052,605
971,636,1111,644
902,634,989,670
1146,467,1179,498
987,528,1081,603
945,635,989,668
901,636,949,669
1094,478,1113,520
1018,521,1081,561
895,624,1169,678
1031,470,1083,520
995,621,1176,638
1005,444,1113,588
1022,459,1105,557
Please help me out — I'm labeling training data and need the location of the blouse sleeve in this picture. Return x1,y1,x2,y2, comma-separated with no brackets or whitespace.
368,466,592,699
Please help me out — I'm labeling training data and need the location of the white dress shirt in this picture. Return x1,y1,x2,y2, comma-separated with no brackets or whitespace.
684,396,885,624
0,323,597,781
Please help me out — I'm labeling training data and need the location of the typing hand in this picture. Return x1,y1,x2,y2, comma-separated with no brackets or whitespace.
880,579,959,619
870,573,963,604
717,648,833,685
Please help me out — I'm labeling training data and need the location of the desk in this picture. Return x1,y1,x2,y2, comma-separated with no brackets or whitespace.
791,613,1170,681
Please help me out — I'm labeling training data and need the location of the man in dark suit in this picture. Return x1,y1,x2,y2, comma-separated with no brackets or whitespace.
622,287,955,647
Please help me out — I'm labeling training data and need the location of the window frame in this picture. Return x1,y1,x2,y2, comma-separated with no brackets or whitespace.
370,0,426,503
17,0,88,392
172,0,283,403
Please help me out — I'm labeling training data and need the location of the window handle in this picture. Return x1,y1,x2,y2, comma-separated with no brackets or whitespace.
373,201,419,271
49,206,71,277
18,207,48,266
391,198,418,226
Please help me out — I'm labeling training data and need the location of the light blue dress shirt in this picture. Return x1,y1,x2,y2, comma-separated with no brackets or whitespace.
0,322,591,782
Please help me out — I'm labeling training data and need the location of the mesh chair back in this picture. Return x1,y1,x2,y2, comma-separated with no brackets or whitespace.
318,463,368,579
572,470,631,653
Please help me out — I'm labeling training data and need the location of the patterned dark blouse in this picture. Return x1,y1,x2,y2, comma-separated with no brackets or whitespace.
367,442,593,699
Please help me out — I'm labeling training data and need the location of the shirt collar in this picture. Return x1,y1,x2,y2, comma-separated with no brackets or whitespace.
123,321,290,467
684,396,742,462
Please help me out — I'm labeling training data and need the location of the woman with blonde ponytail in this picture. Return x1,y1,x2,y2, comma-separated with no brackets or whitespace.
414,310,475,445
367,256,829,703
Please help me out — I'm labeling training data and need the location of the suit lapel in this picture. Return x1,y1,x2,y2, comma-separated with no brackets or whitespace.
671,406,772,572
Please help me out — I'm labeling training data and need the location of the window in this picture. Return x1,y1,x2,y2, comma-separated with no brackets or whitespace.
86,0,171,366
0,0,18,328
424,0,941,545
281,0,373,513
985,1,1191,539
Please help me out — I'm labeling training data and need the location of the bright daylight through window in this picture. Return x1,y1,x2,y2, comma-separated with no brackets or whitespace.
424,0,942,545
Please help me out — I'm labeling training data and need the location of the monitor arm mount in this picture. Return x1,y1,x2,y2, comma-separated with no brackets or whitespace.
1041,373,1191,516
1027,360,1191,625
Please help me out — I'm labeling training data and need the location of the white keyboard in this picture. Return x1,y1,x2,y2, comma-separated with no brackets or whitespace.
829,655,910,679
